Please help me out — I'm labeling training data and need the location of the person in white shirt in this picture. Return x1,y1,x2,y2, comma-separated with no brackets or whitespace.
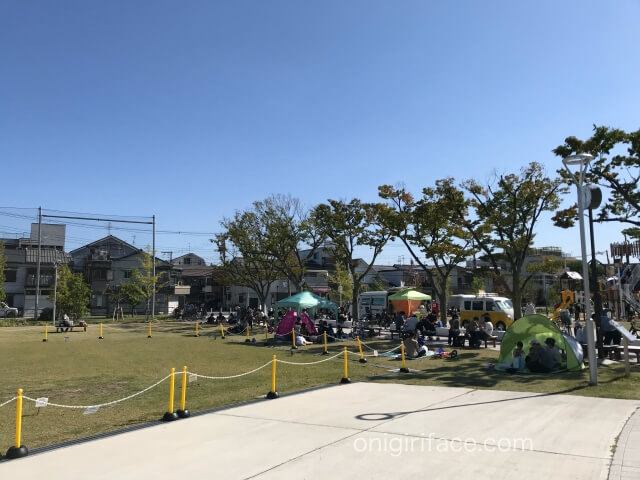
483,316,494,337
524,301,536,316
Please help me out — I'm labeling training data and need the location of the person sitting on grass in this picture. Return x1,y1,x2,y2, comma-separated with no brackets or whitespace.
525,339,553,373
544,337,563,369
403,331,420,358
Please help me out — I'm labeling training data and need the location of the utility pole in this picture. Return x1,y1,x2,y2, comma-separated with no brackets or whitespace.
35,206,42,320
52,262,58,327
152,215,156,319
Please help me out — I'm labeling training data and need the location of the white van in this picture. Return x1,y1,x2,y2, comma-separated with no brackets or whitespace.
358,291,388,320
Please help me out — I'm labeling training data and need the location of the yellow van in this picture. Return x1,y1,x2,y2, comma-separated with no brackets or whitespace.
450,294,514,331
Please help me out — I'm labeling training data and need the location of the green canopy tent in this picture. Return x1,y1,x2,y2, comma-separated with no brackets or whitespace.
497,314,584,371
275,291,339,321
387,289,431,316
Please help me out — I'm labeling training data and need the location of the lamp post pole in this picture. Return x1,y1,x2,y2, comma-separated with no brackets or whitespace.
563,154,597,386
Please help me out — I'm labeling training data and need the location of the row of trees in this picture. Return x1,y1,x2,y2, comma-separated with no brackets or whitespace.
0,125,637,321
217,126,640,322
44,249,162,321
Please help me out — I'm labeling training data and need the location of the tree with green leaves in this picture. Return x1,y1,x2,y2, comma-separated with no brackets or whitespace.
553,126,640,239
0,241,6,303
215,208,280,313
327,263,353,307
251,194,325,292
49,264,91,321
134,248,165,319
312,199,390,320
379,179,474,324
119,280,144,317
458,162,567,319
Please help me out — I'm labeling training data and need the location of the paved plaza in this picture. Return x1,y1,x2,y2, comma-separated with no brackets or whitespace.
1,382,639,479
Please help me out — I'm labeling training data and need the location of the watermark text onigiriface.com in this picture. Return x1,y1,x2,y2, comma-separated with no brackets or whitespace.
353,433,533,457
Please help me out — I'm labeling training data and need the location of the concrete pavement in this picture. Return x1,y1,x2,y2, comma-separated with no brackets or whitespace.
1,382,638,479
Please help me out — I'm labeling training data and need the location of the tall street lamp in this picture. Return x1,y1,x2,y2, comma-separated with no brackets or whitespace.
562,153,597,385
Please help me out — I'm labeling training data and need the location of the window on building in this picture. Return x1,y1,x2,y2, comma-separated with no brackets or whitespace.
124,270,132,279
5,269,17,282
184,258,191,265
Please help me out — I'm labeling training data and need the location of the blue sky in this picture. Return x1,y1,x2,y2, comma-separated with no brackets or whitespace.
1,1,639,265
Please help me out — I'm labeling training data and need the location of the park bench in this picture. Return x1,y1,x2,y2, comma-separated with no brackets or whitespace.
602,344,640,363
580,343,640,363
56,323,87,333
455,334,497,349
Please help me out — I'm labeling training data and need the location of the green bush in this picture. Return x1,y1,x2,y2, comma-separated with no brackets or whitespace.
39,307,53,322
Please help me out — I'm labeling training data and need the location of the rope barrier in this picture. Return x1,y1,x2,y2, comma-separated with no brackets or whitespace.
22,374,172,410
276,351,343,365
0,396,17,408
188,361,272,380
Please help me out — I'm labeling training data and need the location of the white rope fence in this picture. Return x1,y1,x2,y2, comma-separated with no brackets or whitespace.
188,361,272,380
0,396,17,408
21,374,173,410
276,351,343,365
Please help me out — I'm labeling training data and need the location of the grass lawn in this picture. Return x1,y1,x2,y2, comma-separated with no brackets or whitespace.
1,321,639,451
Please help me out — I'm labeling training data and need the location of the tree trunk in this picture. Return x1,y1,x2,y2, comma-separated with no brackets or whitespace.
512,270,522,320
351,282,360,321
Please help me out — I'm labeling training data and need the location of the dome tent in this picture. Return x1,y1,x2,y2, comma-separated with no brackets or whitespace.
497,314,584,372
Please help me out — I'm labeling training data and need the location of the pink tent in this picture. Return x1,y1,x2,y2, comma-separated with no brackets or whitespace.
275,311,318,337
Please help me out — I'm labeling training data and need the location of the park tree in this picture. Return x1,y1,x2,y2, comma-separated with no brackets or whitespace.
457,162,567,319
131,248,165,319
552,126,640,239
0,241,6,303
215,208,280,314
119,280,144,317
327,263,353,308
252,194,325,292
311,199,390,320
49,264,90,321
379,179,474,324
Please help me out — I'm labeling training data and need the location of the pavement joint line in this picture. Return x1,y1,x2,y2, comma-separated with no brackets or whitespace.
242,388,479,479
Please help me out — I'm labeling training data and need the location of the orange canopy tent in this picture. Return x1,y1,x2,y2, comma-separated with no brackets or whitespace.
388,289,431,315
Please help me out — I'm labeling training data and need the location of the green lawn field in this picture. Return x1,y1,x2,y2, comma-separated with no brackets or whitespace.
1,321,639,451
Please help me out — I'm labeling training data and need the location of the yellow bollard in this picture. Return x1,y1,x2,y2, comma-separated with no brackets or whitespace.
195,322,199,337
6,388,28,458
162,368,178,421
266,354,279,399
322,331,328,355
220,322,225,339
357,336,367,363
147,321,152,339
400,342,409,373
98,322,104,340
340,346,351,384
245,325,250,343
291,328,297,349
177,365,190,418
43,324,48,342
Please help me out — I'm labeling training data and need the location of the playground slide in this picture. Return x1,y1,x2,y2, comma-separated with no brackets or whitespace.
551,290,574,321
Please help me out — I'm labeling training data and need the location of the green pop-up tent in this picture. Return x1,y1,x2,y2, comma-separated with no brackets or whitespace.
497,314,584,371
275,291,338,320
